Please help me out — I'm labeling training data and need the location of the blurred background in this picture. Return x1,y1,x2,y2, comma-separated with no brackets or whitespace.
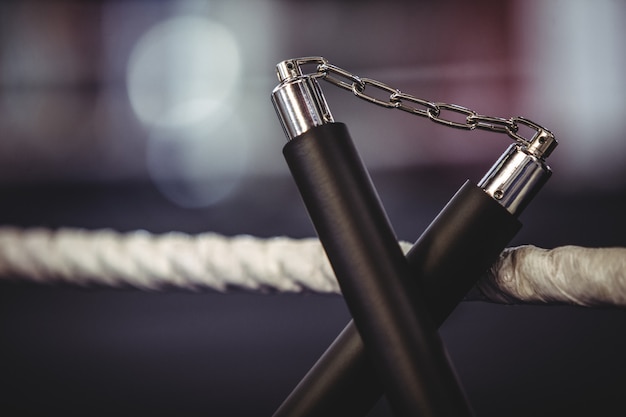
1,0,625,416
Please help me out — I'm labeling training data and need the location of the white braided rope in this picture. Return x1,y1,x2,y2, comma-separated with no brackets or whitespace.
0,227,625,307
0,227,350,293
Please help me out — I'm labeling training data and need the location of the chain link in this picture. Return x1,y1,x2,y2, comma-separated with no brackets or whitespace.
314,59,551,146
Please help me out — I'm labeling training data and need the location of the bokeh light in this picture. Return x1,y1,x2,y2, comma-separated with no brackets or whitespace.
126,14,249,207
146,116,249,209
126,16,241,128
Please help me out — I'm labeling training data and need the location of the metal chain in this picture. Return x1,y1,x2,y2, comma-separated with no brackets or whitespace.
302,58,553,146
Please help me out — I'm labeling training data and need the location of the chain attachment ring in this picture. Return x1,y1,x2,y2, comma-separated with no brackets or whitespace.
507,117,544,144
318,63,364,93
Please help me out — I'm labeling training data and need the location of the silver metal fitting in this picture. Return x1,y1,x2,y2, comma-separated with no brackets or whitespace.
525,128,557,160
479,129,557,216
271,59,333,141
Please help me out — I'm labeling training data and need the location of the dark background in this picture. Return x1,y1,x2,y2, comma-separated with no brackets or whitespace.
1,1,626,416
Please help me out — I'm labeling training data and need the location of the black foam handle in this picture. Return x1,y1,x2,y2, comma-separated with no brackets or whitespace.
273,125,521,417
281,122,473,417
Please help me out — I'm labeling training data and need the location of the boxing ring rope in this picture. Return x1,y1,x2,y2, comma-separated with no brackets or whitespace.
0,227,624,308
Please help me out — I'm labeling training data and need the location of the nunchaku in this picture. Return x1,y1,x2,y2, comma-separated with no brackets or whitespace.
270,57,557,417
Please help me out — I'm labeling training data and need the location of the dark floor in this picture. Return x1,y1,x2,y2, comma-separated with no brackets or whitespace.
1,167,625,416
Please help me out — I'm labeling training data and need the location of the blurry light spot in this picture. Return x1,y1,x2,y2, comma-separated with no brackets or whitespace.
146,116,250,208
127,16,241,128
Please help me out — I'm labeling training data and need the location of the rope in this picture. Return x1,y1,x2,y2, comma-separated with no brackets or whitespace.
0,227,346,293
0,227,624,307
478,245,626,307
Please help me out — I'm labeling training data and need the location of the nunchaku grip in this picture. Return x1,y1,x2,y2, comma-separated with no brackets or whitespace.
275,123,521,417
411,179,522,324
281,123,476,417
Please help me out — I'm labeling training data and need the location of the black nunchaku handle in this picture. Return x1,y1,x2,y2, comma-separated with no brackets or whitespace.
274,123,521,417
279,123,492,417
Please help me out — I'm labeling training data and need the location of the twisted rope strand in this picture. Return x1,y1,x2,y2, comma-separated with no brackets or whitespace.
0,227,625,307
0,227,340,293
